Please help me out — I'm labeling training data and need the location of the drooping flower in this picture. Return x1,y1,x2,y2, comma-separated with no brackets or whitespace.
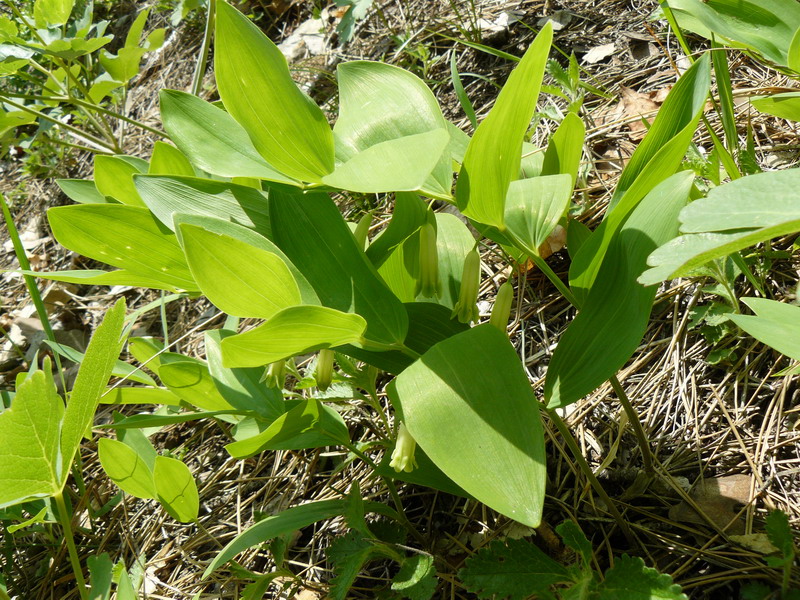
263,360,285,390
415,222,441,299
315,348,334,391
389,422,418,473
451,249,481,324
490,282,514,333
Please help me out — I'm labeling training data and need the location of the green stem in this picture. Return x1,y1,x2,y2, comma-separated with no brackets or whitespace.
660,1,694,60
532,252,657,471
0,194,66,391
609,376,654,475
547,409,637,547
191,0,216,96
54,492,88,600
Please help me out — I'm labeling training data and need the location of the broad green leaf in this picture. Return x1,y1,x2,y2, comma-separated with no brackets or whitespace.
97,438,156,499
566,218,592,260
88,553,114,600
178,223,301,319
215,1,334,181
148,141,195,177
221,306,367,368
390,554,436,600
393,325,546,527
100,387,181,405
504,174,573,256
135,175,272,237
116,418,158,471
322,129,449,193
159,90,297,183
540,112,585,185
203,499,348,576
172,214,318,306
376,438,468,497
668,0,800,67
546,173,691,408
60,300,127,475
56,179,109,204
333,61,453,198
269,191,408,345
27,269,180,290
727,298,800,361
158,359,235,411
205,330,285,420
455,23,553,228
99,10,165,82
0,369,64,508
153,455,198,523
569,54,710,298
224,398,349,458
434,213,478,308
459,539,570,600
48,204,197,291
598,555,686,600
751,92,800,122
365,192,428,267
94,155,146,207
640,168,800,284
34,0,74,27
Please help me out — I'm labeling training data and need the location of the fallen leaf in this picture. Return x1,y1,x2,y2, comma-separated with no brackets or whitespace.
730,533,779,554
669,474,752,534
583,43,616,64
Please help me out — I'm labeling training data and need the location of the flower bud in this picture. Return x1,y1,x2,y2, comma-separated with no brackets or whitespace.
415,222,441,298
389,422,418,473
490,282,514,333
451,249,481,323
315,348,334,391
263,360,285,389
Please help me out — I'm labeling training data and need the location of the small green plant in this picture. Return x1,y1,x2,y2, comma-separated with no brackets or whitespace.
0,0,165,162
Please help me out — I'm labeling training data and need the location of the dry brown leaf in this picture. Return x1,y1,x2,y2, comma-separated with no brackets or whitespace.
668,474,753,534
730,533,780,554
583,43,616,65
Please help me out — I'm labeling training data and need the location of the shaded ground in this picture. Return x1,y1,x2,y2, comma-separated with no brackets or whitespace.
1,0,799,598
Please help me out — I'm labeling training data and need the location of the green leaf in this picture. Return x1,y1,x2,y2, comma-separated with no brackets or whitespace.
60,299,127,476
159,90,297,183
148,141,195,177
153,455,198,523
88,553,114,600
555,520,592,567
215,1,334,181
93,155,146,207
326,532,377,600
597,554,686,600
455,23,553,228
752,92,800,122
393,324,546,527
56,179,109,204
569,54,710,298
540,112,585,186
204,330,285,420
504,173,573,255
323,129,449,194
97,438,156,499
765,509,795,560
47,204,197,291
640,168,800,284
99,387,180,405
225,398,349,457
0,368,64,508
727,298,800,361
43,340,155,386
134,175,271,236
203,499,348,576
391,554,437,600
332,61,453,198
221,306,367,368
269,190,408,345
26,269,180,290
34,0,74,27
178,223,301,319
459,539,570,600
668,0,800,67
546,172,691,408
158,359,235,412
